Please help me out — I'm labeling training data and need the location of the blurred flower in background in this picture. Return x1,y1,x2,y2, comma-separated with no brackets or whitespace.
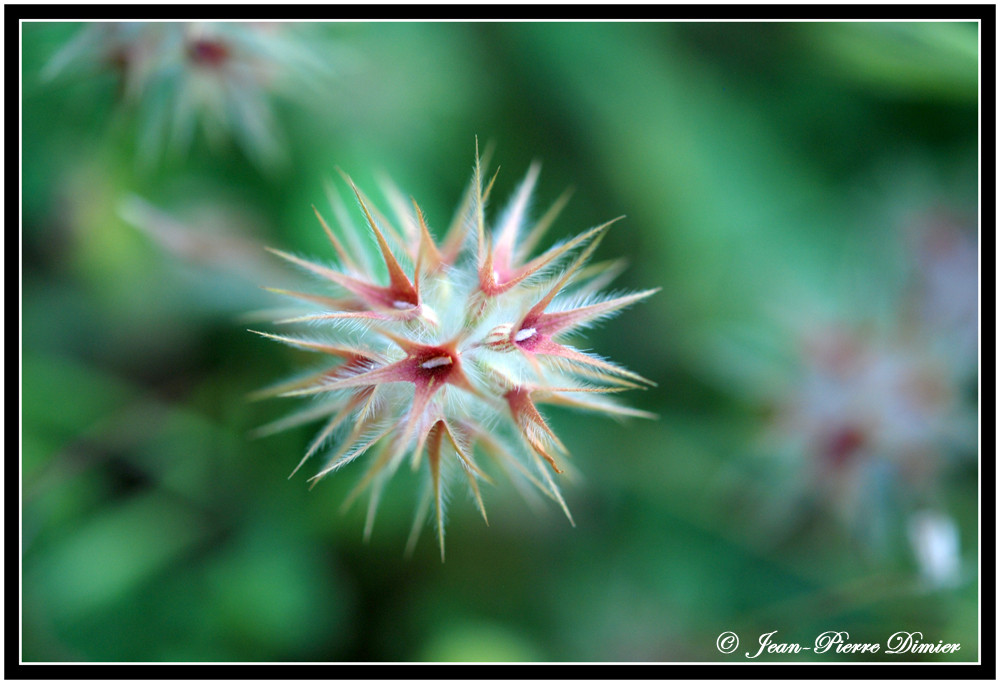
764,321,971,578
720,203,978,589
44,21,337,171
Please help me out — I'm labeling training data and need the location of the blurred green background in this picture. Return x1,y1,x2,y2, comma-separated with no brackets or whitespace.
21,21,979,662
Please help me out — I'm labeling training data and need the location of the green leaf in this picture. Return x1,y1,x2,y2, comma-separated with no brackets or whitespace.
25,492,209,622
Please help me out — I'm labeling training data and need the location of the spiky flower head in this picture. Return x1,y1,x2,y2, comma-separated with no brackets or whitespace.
44,21,333,170
254,143,658,559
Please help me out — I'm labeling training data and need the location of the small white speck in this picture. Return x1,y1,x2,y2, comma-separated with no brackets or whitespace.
420,356,453,370
393,300,414,310
909,510,961,588
514,327,536,342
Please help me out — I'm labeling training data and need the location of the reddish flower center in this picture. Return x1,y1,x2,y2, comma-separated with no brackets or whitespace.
822,425,867,468
107,48,132,73
412,348,459,383
512,325,543,352
187,39,230,68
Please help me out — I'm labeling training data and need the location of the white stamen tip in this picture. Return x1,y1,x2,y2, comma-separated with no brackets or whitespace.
420,356,454,370
514,327,537,342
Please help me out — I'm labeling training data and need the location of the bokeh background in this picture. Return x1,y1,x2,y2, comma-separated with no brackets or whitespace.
21,20,980,662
